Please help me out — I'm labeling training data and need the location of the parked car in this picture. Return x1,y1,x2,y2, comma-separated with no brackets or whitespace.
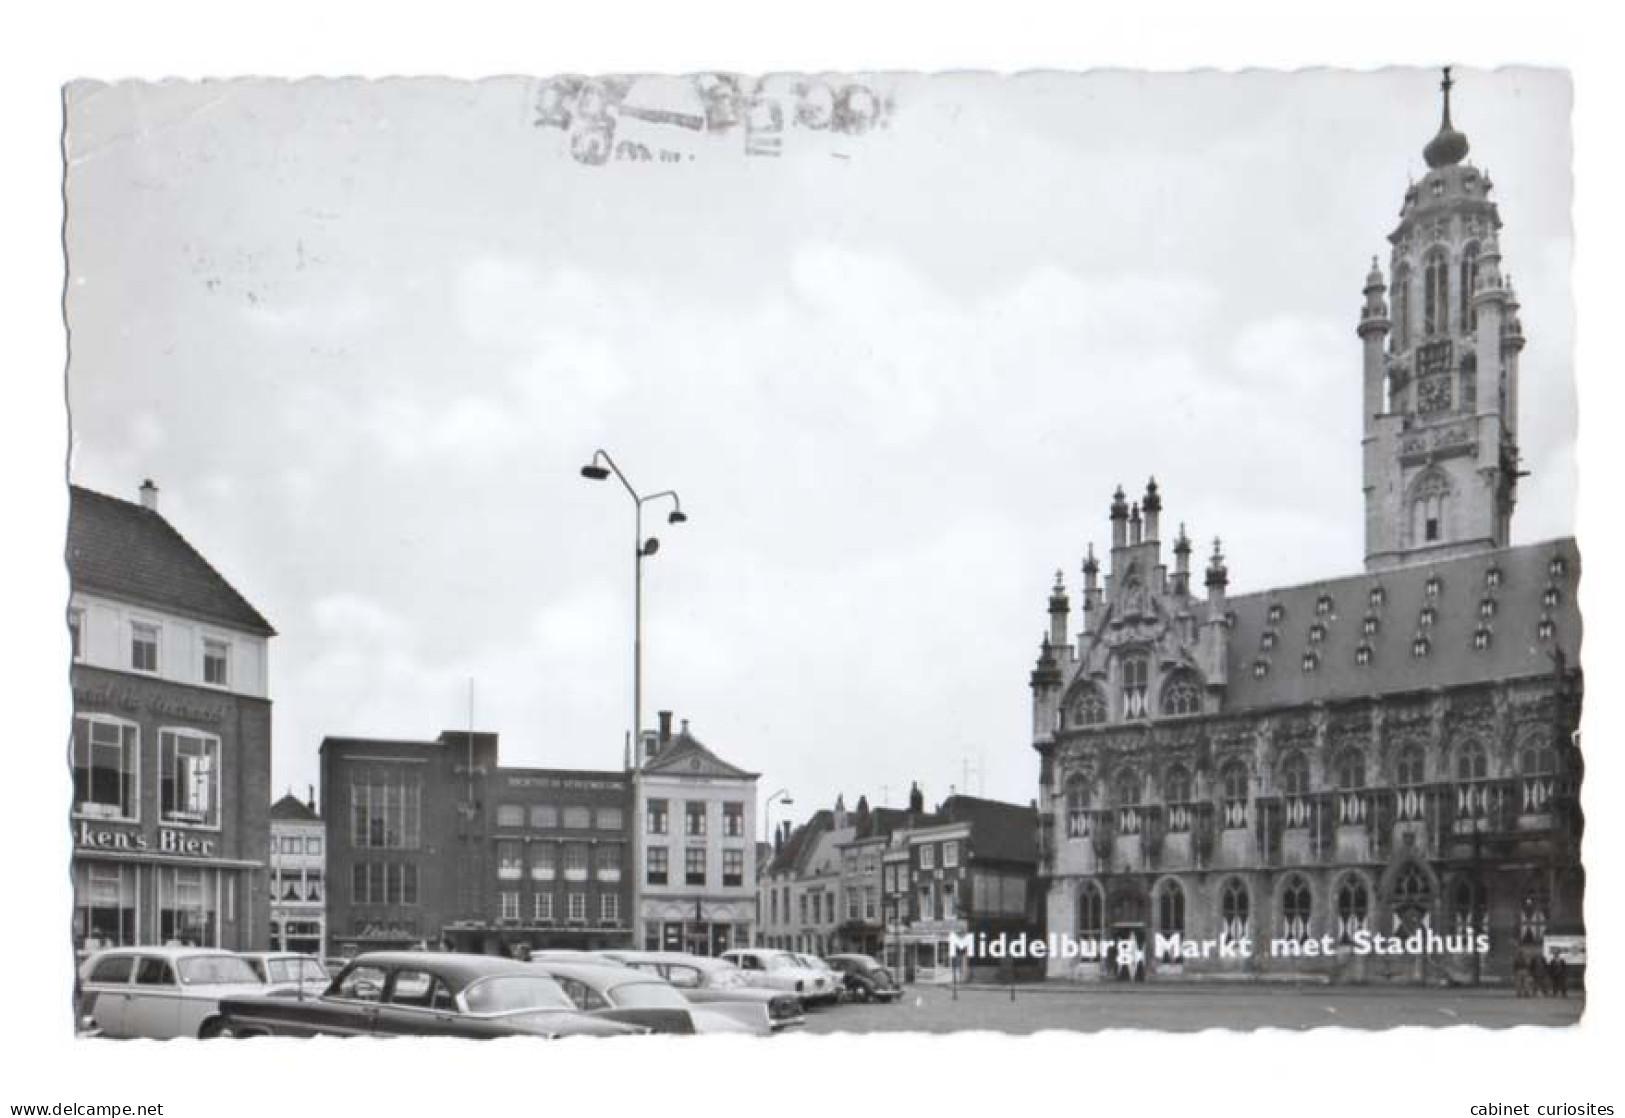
239,953,330,995
78,947,285,1039
792,953,847,998
826,954,902,1002
719,948,839,1006
599,950,806,1030
213,952,645,1039
530,960,768,1035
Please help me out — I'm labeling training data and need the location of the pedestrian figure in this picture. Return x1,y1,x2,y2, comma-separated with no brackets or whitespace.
1531,951,1550,997
1550,952,1569,998
1512,950,1529,997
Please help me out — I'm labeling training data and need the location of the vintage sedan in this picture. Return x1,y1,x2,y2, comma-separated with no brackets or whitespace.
720,948,839,1006
240,952,330,995
213,952,645,1039
598,950,806,1030
78,947,285,1039
531,960,769,1036
826,954,902,1002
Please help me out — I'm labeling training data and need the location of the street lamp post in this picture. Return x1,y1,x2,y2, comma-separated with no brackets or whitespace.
762,789,794,947
580,449,687,765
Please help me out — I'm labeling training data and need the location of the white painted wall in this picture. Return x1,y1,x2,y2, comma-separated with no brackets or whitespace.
70,590,270,698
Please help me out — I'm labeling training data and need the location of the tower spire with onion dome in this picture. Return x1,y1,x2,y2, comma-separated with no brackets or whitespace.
1423,66,1470,169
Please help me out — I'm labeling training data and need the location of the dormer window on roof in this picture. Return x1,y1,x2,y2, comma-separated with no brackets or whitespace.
1473,626,1493,651
1369,586,1386,610
1355,643,1374,666
1549,555,1568,579
1538,617,1556,642
1424,575,1442,599
1419,606,1436,628
1412,635,1432,659
1363,615,1380,636
1261,631,1278,651
1267,603,1284,625
1543,585,1562,609
1309,623,1326,644
1479,598,1498,619
1302,652,1320,673
1252,659,1269,679
1315,595,1334,617
1485,566,1503,589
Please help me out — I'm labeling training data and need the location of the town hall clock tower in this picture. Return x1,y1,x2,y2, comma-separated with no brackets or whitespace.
1359,69,1525,573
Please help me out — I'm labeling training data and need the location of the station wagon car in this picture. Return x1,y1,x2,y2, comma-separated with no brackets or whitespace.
78,947,280,1039
214,952,645,1039
598,950,806,1030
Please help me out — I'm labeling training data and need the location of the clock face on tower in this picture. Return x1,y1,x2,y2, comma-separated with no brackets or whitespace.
1418,374,1453,414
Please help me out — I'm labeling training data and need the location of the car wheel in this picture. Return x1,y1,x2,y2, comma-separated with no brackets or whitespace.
199,1018,251,1039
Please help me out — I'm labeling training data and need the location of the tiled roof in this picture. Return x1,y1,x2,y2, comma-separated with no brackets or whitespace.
269,792,321,822
1223,538,1579,710
939,795,1039,865
67,485,275,636
769,810,832,876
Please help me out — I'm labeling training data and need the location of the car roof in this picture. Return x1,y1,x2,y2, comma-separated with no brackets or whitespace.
603,950,731,969
86,946,241,961
342,951,544,988
530,960,666,987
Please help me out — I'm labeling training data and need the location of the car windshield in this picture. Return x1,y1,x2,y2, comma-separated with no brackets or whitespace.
177,955,262,985
266,958,328,984
608,981,689,1009
461,975,576,1016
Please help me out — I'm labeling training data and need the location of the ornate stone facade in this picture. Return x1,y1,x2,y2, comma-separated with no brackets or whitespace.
1031,74,1582,985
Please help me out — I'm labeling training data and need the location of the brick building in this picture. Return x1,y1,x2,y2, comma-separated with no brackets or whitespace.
268,789,326,954
320,731,636,958
1031,75,1583,984
68,481,275,954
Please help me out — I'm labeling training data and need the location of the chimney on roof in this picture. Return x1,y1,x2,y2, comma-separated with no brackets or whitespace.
308,784,317,813
658,710,673,748
139,479,159,512
908,780,924,815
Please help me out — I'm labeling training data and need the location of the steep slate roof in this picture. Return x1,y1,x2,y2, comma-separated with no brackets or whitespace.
67,485,275,636
1222,538,1579,711
269,792,321,823
769,810,832,876
643,725,759,780
939,795,1039,865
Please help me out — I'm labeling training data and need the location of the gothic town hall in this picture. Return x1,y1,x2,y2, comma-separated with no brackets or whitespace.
1030,73,1582,984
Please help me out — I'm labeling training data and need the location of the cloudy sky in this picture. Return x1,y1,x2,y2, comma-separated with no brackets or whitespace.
63,69,1574,821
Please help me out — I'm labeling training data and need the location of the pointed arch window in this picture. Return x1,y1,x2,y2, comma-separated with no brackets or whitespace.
1071,686,1107,727
1219,878,1250,941
1078,881,1105,939
1336,874,1370,943
1519,737,1558,814
1161,671,1202,716
1279,750,1310,828
1156,880,1186,944
1452,877,1487,938
1335,747,1367,824
1396,743,1428,821
1392,263,1412,348
1114,767,1143,835
1423,248,1449,337
1455,738,1491,828
1220,760,1249,830
1064,774,1092,839
1392,863,1434,934
1120,653,1150,719
1518,882,1550,945
1280,875,1313,944
1164,765,1193,833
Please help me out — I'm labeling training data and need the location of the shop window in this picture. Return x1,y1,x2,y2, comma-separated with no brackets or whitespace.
73,715,139,822
1452,878,1486,938
74,862,137,951
130,621,160,674
158,866,217,947
160,729,220,828
1518,884,1550,945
